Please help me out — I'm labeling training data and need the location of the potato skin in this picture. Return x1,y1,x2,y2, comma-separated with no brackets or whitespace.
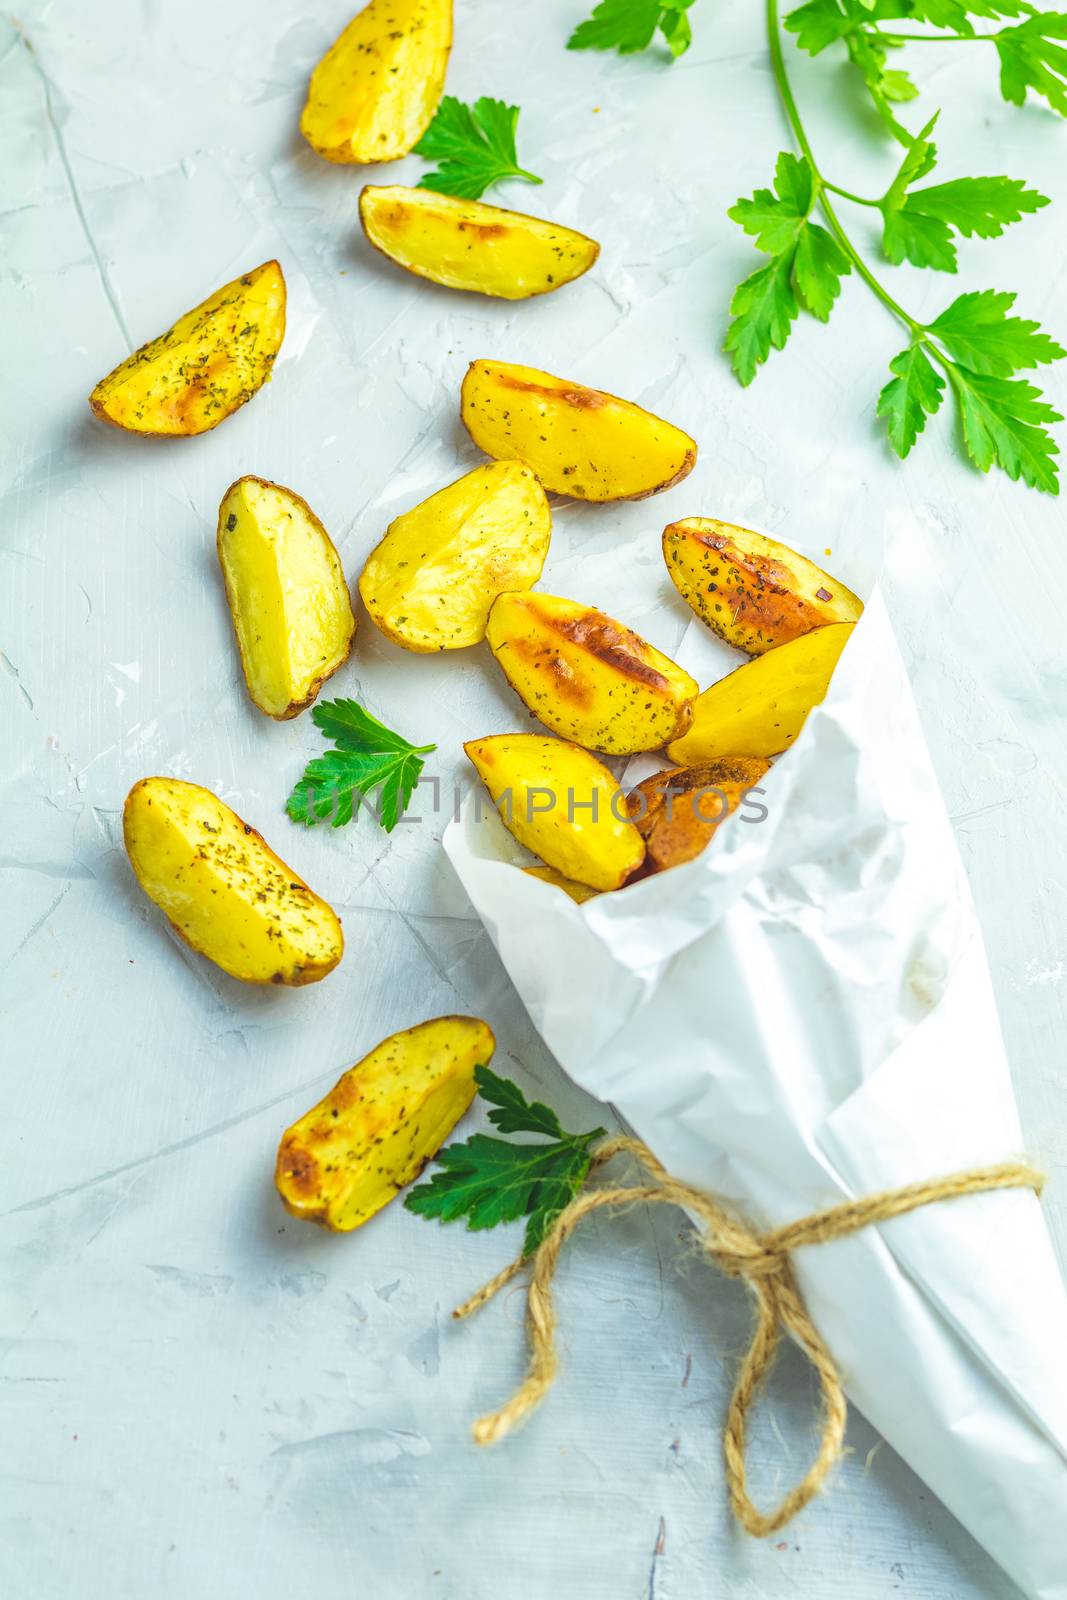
217,476,355,719
123,777,342,985
465,733,645,891
461,360,697,502
300,0,451,164
359,461,551,652
663,519,863,655
625,758,769,873
523,866,600,904
359,185,599,300
487,591,697,755
667,623,854,766
276,1016,493,1231
89,261,286,437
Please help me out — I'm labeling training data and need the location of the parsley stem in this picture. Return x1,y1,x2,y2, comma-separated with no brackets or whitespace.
822,180,880,208
874,32,990,45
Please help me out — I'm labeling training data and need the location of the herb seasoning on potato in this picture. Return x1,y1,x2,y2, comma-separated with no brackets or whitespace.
123,777,343,985
461,359,697,501
275,1016,493,1230
626,758,770,873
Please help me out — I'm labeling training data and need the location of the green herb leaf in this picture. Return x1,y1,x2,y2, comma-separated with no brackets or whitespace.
725,252,800,386
883,205,959,271
285,699,435,833
729,150,816,254
928,290,1067,375
793,222,851,319
995,11,1067,117
877,342,946,458
414,96,542,200
567,0,696,57
785,0,854,57
948,365,1063,492
474,1065,567,1139
901,176,1049,239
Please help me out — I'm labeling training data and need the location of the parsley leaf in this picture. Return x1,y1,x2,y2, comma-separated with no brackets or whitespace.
405,1066,606,1256
928,290,1067,374
725,254,800,387
786,0,854,56
877,342,946,457
285,699,435,833
995,11,1067,116
567,0,697,57
947,366,1063,492
414,96,542,200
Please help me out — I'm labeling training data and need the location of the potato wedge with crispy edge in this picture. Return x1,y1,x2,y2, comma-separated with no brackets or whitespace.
487,591,697,755
625,758,770,873
123,777,342,985
300,0,451,165
275,1016,492,1231
523,866,600,904
667,623,854,766
359,186,599,300
663,518,863,655
359,461,551,652
218,476,355,719
461,360,697,502
89,262,286,437
465,733,644,891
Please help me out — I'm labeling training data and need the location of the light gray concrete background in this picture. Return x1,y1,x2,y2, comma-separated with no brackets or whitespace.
2,1,1064,1596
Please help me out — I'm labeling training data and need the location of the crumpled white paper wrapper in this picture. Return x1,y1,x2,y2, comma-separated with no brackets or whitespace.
443,581,1067,1600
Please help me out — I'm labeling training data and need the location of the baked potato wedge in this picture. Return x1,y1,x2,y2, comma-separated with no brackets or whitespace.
89,261,285,437
217,476,355,719
301,0,451,164
667,623,854,765
359,185,599,299
625,758,769,872
461,360,696,501
123,777,342,985
663,518,863,655
359,461,551,652
465,733,644,891
486,591,697,755
523,866,600,904
275,1016,492,1231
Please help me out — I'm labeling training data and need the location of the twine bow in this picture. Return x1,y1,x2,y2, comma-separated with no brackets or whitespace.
453,1135,1043,1537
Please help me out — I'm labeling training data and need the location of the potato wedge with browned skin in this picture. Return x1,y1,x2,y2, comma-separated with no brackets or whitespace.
487,591,697,754
218,477,355,719
275,1016,493,1231
663,519,863,655
667,624,854,765
123,777,343,985
359,186,599,299
465,734,644,891
89,261,286,437
625,758,770,872
301,0,451,164
461,360,696,501
359,461,551,652
523,866,600,904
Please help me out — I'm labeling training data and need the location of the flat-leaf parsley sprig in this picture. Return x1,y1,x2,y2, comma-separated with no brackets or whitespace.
414,96,543,200
405,1066,606,1256
285,699,435,834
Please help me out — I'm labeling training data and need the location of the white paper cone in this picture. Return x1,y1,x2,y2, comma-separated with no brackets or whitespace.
443,587,1067,1600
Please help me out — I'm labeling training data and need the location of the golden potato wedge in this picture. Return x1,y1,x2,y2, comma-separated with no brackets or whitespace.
89,261,286,437
667,624,854,766
218,476,355,719
523,866,600,904
359,461,551,652
465,733,644,891
461,360,696,502
625,758,769,872
359,185,599,300
275,1015,492,1231
486,591,697,755
663,518,863,655
123,777,342,985
301,0,451,164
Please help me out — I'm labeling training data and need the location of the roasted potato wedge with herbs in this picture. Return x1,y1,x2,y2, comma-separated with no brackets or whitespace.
89,261,285,437
218,477,355,719
300,0,451,164
359,461,551,652
667,623,854,766
461,360,696,502
663,518,863,655
626,758,770,873
487,591,697,755
359,186,599,299
123,777,342,985
465,734,644,891
275,1016,492,1231
523,866,600,904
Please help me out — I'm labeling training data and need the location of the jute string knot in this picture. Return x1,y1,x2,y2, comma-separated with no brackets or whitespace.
453,1134,1043,1538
